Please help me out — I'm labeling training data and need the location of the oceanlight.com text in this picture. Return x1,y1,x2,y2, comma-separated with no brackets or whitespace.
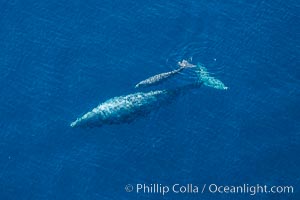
125,183,294,196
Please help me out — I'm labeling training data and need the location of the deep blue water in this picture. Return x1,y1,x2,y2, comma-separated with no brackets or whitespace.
0,0,299,199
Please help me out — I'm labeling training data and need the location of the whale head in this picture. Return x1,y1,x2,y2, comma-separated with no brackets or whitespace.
70,110,104,128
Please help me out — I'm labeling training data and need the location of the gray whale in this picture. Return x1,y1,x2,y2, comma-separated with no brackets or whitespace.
70,84,200,128
135,60,196,88
70,60,228,128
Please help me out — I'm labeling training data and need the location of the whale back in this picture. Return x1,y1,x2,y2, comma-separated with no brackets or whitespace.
70,90,172,128
196,64,228,90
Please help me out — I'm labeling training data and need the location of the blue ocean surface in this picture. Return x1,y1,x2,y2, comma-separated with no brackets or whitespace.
0,0,299,199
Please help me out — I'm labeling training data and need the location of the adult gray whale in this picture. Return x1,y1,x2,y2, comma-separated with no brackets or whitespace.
135,60,195,88
70,60,227,128
181,60,228,90
70,83,201,128
196,64,228,90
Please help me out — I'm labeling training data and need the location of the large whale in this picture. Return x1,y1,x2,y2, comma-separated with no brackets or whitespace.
180,60,228,90
70,60,227,128
70,83,201,128
195,64,228,90
135,60,195,88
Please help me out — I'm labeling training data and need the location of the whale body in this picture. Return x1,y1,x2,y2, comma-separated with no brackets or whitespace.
70,84,199,128
135,67,183,88
70,60,228,128
135,60,196,88
196,65,228,90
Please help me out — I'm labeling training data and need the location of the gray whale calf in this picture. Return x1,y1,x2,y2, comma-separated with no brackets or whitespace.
135,60,195,88
70,60,227,128
70,84,200,128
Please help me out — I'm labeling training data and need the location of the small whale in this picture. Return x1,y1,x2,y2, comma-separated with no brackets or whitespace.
70,60,228,128
135,60,195,88
70,83,201,128
178,59,197,68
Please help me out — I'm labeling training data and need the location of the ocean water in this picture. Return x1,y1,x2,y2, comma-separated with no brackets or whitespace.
0,0,299,199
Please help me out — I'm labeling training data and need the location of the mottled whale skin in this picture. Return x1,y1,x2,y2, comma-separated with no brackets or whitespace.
135,68,183,88
179,60,228,90
196,64,228,90
135,60,195,88
70,60,227,128
70,84,199,128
